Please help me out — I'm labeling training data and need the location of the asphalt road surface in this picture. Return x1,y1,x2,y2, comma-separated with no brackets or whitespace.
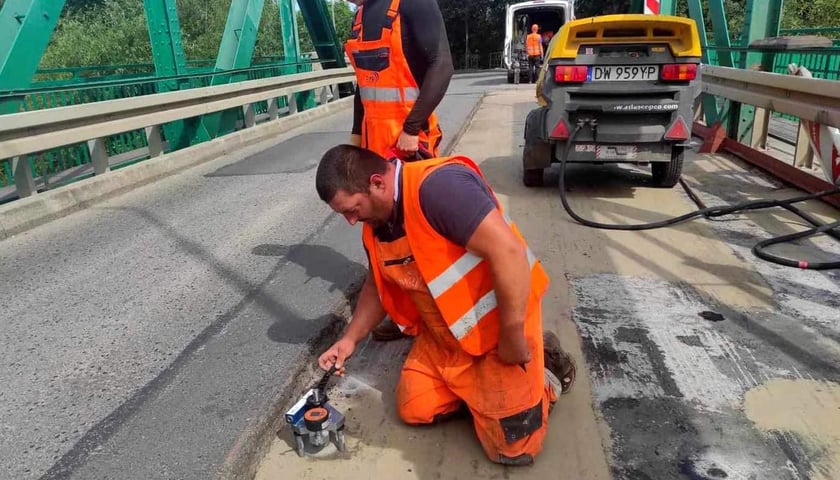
257,87,840,480
0,73,501,480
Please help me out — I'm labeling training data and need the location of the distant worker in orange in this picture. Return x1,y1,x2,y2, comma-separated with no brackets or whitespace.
344,0,453,159
344,0,455,342
315,145,577,465
526,24,544,83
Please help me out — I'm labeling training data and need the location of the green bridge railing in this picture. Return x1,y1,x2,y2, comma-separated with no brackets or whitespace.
0,55,341,197
704,31,840,128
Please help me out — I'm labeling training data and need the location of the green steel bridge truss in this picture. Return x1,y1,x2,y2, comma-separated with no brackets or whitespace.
0,0,838,196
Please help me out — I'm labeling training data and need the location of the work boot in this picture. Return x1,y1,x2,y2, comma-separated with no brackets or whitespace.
543,331,576,395
372,316,408,342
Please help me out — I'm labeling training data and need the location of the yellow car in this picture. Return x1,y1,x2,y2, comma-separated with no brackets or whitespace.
524,14,702,187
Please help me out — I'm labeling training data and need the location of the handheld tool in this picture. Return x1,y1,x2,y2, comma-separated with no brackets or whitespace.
385,145,435,162
284,366,346,457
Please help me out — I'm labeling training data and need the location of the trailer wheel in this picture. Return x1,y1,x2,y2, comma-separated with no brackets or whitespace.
523,168,544,187
651,146,684,188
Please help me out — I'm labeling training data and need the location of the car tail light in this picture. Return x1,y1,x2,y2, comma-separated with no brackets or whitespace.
664,116,690,141
550,118,570,140
555,65,588,83
661,64,698,81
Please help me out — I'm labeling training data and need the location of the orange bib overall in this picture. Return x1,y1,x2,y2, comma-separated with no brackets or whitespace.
345,0,443,158
362,157,556,463
526,33,543,57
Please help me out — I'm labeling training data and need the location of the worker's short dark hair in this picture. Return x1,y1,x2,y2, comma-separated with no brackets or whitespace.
316,144,387,203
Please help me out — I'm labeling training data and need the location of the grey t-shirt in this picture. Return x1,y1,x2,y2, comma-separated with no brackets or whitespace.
372,163,498,247
418,164,497,246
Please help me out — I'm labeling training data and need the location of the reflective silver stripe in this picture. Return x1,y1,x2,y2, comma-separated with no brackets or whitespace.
404,87,420,101
358,87,402,102
526,245,537,268
431,210,540,341
428,252,483,298
450,290,498,340
358,86,420,102
429,213,539,300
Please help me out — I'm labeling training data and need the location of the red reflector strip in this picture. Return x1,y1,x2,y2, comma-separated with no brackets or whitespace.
664,117,690,141
550,119,570,139
555,65,588,83
661,64,698,81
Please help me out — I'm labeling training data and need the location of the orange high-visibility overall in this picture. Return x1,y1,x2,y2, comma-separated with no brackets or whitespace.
345,0,443,158
526,33,542,57
362,156,556,463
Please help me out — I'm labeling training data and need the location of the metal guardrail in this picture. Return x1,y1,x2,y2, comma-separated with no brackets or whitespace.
696,64,840,204
700,65,840,128
0,68,356,200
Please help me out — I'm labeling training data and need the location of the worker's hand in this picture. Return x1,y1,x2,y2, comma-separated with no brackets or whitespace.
318,337,356,376
497,331,532,366
396,131,419,154
349,133,361,147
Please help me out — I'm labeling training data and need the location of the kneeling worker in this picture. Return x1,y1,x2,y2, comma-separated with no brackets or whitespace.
314,145,576,465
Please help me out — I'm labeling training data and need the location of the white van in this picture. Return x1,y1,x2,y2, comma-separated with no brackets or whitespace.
503,0,575,83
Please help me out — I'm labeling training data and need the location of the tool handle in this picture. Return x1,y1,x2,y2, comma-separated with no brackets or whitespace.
386,145,434,162
314,365,337,393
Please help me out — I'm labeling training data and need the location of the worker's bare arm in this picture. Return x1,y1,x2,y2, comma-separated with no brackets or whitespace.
464,210,532,365
400,0,454,137
344,270,386,343
318,270,386,373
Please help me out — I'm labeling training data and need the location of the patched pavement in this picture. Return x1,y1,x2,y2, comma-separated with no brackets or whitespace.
258,85,840,480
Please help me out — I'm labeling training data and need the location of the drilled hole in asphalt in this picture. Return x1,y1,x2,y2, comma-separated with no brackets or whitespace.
707,467,728,478
699,311,725,322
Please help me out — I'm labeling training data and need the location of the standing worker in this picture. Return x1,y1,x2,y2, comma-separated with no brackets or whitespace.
526,24,544,83
314,145,577,466
344,0,454,342
344,0,454,158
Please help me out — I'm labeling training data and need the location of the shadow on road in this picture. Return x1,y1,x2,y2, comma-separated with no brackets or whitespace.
252,243,367,304
42,207,363,479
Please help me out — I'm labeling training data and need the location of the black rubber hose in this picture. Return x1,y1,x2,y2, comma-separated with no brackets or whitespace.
556,124,840,270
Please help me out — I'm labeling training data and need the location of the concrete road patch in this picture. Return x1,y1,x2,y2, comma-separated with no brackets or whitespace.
257,89,840,480
0,75,496,480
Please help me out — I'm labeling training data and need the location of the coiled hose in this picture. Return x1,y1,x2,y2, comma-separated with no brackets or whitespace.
556,121,840,270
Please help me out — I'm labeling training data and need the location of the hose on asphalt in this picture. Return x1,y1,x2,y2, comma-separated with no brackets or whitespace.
556,121,840,270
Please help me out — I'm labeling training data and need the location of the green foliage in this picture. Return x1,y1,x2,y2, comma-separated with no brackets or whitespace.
575,0,632,18
37,0,294,69
782,0,840,29
17,0,840,71
40,0,152,67
437,0,509,57
254,0,284,59
297,0,354,54
175,0,231,61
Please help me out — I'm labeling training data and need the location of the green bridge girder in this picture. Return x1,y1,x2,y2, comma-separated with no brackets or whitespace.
736,0,783,144
0,0,836,195
0,0,345,142
143,0,192,150
200,0,266,140
0,0,66,114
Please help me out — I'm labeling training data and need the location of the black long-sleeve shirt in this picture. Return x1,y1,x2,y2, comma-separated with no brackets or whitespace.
350,0,454,136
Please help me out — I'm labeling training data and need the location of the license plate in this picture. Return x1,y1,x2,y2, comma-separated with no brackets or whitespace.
596,145,638,160
589,65,659,82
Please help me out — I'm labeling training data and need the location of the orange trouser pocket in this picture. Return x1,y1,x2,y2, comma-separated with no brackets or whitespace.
361,112,443,159
396,321,552,463
362,115,404,158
